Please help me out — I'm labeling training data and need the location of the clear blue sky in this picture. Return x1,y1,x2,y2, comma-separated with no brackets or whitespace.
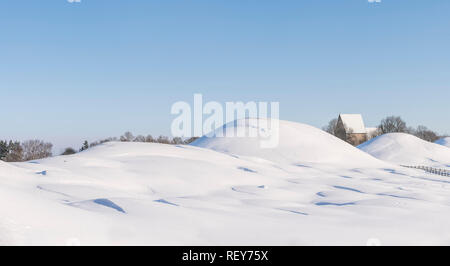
1,0,449,152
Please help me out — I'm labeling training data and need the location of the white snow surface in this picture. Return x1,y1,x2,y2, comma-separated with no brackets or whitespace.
358,133,450,170
2,120,450,245
435,137,450,148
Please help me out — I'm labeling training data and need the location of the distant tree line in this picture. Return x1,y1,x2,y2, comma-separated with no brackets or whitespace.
0,140,53,162
323,115,446,145
1,132,198,162
61,132,199,156
376,116,444,142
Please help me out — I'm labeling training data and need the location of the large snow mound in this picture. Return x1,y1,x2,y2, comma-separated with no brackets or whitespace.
191,119,383,167
358,133,450,169
435,137,450,148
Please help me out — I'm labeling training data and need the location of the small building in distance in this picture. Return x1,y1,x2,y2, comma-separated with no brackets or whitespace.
336,114,377,146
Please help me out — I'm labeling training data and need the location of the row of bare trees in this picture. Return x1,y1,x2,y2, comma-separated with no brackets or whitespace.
0,140,53,162
323,115,446,145
1,132,199,162
377,116,443,142
59,132,199,156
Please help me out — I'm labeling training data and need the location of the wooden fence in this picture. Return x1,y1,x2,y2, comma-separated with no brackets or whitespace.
401,165,450,177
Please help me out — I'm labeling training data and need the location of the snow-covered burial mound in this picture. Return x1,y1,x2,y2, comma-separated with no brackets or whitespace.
358,133,450,169
192,119,382,167
435,137,450,148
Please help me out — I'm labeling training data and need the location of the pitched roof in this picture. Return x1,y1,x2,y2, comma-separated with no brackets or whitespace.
339,114,366,134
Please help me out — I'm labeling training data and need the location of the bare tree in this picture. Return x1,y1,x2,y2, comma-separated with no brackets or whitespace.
378,116,407,134
414,125,439,142
133,135,146,142
22,140,52,161
157,135,170,144
88,137,116,148
322,119,338,135
5,141,24,162
172,137,183,145
323,118,357,143
145,135,155,143
120,132,134,142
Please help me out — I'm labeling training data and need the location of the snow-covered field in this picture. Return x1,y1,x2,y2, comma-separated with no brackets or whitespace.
1,119,450,245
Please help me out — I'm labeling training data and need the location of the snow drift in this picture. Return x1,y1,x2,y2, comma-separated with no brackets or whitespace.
435,137,450,148
2,120,450,245
358,133,450,169
192,119,383,167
